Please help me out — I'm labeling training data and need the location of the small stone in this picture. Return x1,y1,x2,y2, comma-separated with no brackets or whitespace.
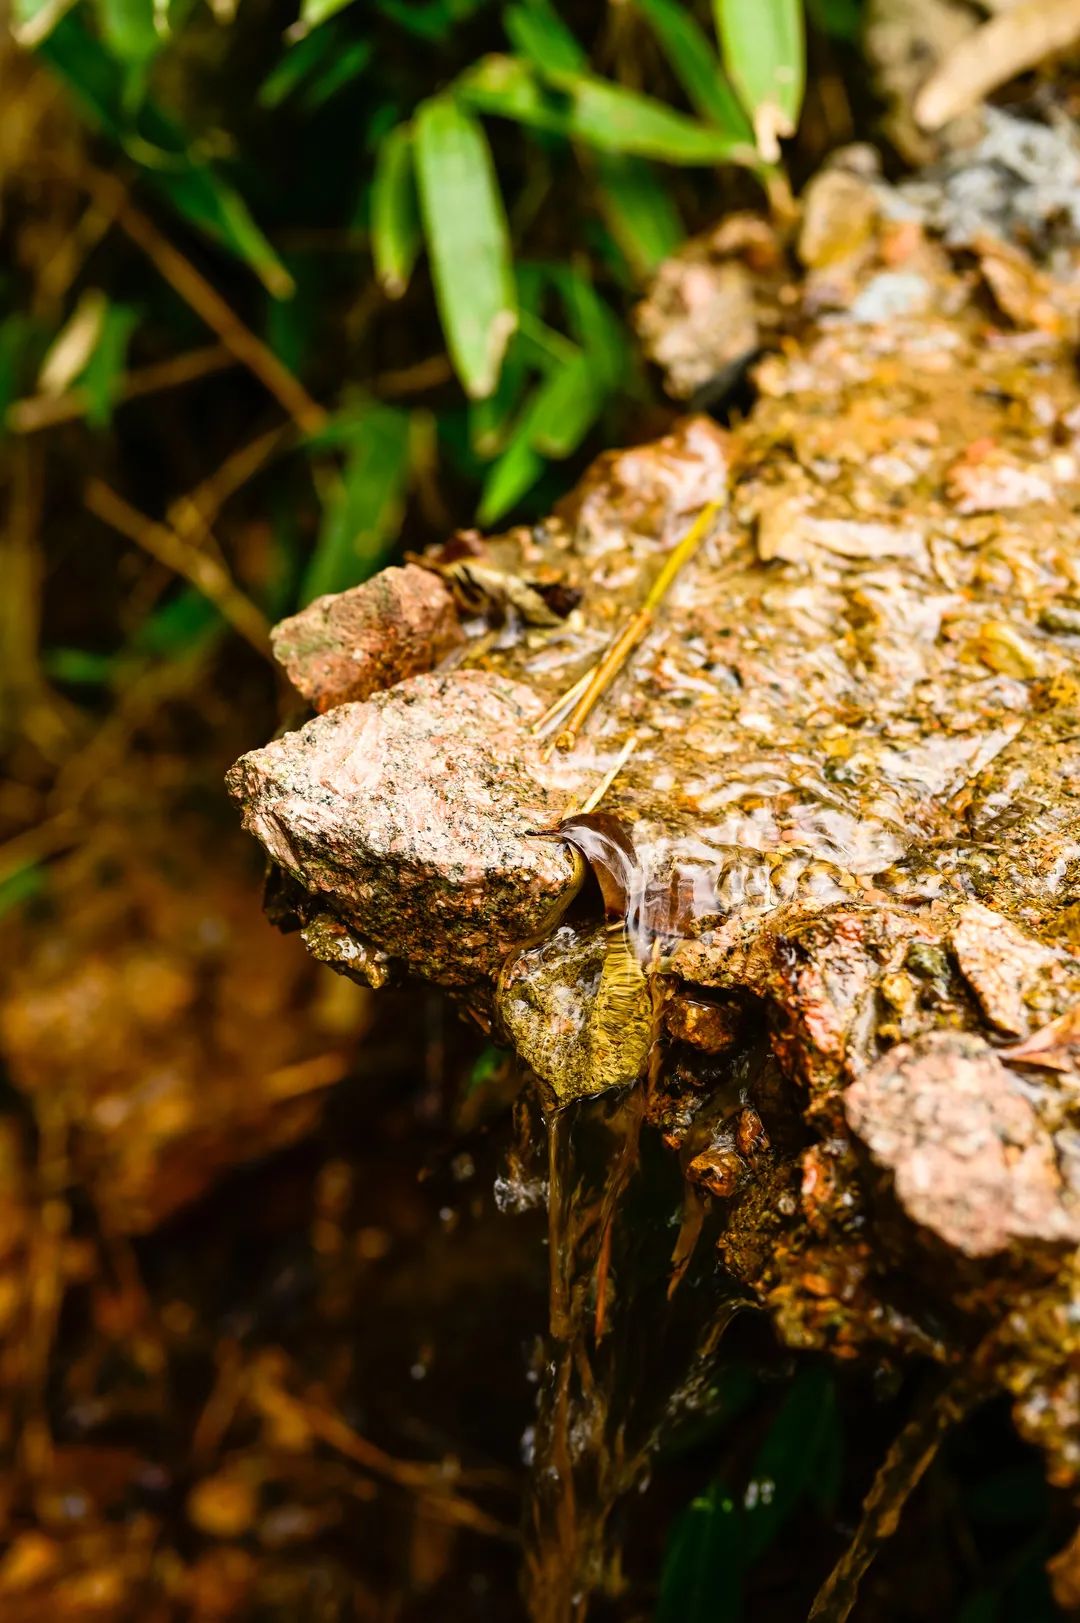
271,564,463,713
688,1146,743,1198
845,1030,1080,1258
666,994,745,1052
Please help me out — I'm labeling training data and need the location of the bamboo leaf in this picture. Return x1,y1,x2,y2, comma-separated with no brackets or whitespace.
477,425,544,523
655,1482,743,1623
528,348,599,455
742,1365,838,1563
260,29,339,107
546,265,632,389
80,302,139,428
714,0,804,161
414,95,517,399
301,39,373,109
302,404,412,603
300,0,360,30
372,124,422,299
34,13,294,297
38,290,108,396
633,0,751,136
592,152,683,278
460,54,753,165
504,0,587,74
478,346,600,521
93,0,162,66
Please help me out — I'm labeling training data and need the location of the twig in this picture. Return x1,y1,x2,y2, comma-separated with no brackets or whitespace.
81,166,327,435
85,478,272,658
531,663,598,737
0,813,78,885
6,344,235,434
374,353,454,398
167,422,290,545
914,0,1080,131
573,734,638,818
809,1373,986,1622
553,500,723,752
251,1368,516,1540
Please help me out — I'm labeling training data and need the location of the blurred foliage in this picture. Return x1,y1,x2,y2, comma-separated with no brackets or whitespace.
3,0,864,628
655,1364,841,1622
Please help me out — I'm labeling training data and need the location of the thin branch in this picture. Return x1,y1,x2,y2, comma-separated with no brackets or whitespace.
573,733,638,817
809,1373,987,1622
914,0,1080,131
373,353,454,398
167,422,290,544
553,500,724,752
81,166,327,435
7,344,235,434
532,663,598,737
85,478,272,658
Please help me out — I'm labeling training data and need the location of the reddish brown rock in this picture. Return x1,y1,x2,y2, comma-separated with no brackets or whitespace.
949,901,1059,1036
227,670,576,988
845,1031,1080,1258
271,564,463,713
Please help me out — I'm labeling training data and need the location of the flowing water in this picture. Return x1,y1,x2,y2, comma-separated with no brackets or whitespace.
523,1083,747,1622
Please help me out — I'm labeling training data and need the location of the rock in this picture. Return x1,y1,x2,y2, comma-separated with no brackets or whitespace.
949,902,1059,1036
227,670,576,987
230,137,1080,1496
270,564,463,714
633,218,784,403
845,1031,1080,1258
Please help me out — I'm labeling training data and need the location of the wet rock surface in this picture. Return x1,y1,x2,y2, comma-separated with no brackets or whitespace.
230,134,1080,1550
271,563,463,713
228,670,575,987
846,1030,1080,1258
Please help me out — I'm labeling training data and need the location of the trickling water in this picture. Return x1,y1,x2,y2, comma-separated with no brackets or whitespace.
522,1085,747,1623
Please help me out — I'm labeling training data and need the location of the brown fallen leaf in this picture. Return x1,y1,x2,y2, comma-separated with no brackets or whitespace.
1001,1004,1080,1070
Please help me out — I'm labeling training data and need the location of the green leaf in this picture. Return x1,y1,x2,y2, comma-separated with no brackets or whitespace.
655,1482,743,1623
414,96,517,399
79,302,138,428
714,0,804,161
35,13,294,298
302,403,412,602
527,348,599,455
43,647,116,684
545,264,632,389
93,0,162,66
477,426,544,524
260,29,340,107
460,54,752,165
468,329,531,456
154,170,294,301
300,0,360,29
301,38,373,109
742,1365,838,1563
12,0,77,47
465,1043,504,1095
504,0,587,74
633,0,751,136
477,346,599,521
592,152,683,279
376,0,487,42
0,863,46,919
806,0,863,42
133,585,223,655
372,124,422,299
